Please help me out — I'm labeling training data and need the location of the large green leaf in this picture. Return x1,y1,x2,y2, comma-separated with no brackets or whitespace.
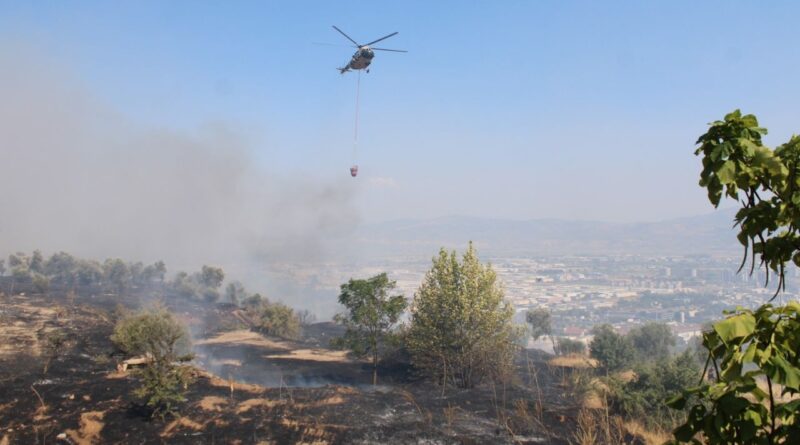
714,313,756,343
717,160,736,183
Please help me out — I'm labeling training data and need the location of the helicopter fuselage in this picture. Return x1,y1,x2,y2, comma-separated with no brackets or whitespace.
340,47,375,73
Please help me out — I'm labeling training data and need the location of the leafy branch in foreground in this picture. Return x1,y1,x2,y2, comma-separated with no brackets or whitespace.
667,303,800,444
667,111,800,444
695,110,800,297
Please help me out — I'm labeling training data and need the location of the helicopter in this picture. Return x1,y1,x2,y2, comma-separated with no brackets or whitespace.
332,26,407,74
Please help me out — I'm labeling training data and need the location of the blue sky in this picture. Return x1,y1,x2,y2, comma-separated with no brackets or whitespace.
2,1,800,223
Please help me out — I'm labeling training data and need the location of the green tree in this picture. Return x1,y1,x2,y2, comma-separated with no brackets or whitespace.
75,259,103,286
667,111,800,444
111,308,193,419
200,265,224,289
0,259,6,277
8,252,31,278
332,273,407,385
103,258,131,294
199,265,225,302
628,322,675,362
45,252,78,288
609,350,700,430
525,307,554,350
250,301,301,340
590,324,634,372
29,250,45,275
554,337,586,355
225,281,247,306
407,242,515,388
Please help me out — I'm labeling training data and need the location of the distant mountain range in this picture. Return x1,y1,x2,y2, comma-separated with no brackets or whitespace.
347,208,741,258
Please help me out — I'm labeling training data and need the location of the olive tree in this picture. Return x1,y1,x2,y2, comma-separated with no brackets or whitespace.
407,242,515,388
667,111,800,444
525,307,554,351
250,301,302,340
332,273,407,385
111,308,193,419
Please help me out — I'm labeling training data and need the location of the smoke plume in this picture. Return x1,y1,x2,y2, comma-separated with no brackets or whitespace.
0,43,359,278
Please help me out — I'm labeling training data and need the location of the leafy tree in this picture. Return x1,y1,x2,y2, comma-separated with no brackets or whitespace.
242,293,265,310
250,301,301,340
8,252,31,279
169,271,195,298
225,281,247,306
628,322,675,362
103,258,131,294
667,111,800,444
609,350,700,430
129,262,145,285
200,265,224,289
198,265,224,302
407,242,515,388
111,308,193,419
45,252,78,288
75,260,103,286
31,273,50,293
590,324,634,372
29,250,45,275
0,259,6,277
332,273,407,385
152,261,167,283
554,337,586,355
526,307,554,350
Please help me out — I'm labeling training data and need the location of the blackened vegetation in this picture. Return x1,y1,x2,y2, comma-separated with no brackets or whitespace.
0,285,593,444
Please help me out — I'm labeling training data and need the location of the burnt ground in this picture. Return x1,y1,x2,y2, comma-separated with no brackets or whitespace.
0,290,590,445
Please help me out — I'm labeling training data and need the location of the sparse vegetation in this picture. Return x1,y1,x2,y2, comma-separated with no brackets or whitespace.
407,242,516,388
332,273,407,385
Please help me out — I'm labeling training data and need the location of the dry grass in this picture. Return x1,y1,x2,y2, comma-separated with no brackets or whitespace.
624,420,671,445
548,354,598,369
195,330,292,350
268,349,350,363
160,417,204,437
236,398,282,414
65,410,105,445
198,395,229,412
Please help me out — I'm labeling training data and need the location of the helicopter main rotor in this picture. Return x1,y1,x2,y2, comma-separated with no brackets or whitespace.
331,26,407,52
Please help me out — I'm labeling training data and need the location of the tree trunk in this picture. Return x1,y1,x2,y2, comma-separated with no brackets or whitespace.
372,352,378,385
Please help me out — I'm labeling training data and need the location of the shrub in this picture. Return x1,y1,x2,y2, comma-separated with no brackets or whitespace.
555,337,586,356
251,301,301,340
111,308,193,419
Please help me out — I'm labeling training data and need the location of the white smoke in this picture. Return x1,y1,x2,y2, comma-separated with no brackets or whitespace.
0,42,360,274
